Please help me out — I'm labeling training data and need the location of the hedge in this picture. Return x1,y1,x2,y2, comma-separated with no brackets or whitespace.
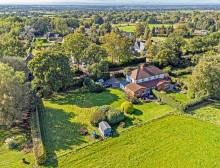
108,57,146,68
152,90,184,112
153,90,210,112
171,67,193,77
183,94,210,111
31,95,47,165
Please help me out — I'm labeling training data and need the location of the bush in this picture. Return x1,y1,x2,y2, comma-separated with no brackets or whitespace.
89,83,105,93
91,105,124,126
4,134,27,150
90,110,107,126
106,108,124,125
83,77,105,93
121,101,134,114
125,93,141,104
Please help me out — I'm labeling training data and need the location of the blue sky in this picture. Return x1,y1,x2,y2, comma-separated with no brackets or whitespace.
0,0,219,5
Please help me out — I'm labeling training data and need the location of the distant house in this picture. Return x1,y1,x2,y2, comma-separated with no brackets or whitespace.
45,32,61,42
120,64,171,97
133,41,146,56
98,121,112,137
194,30,208,36
122,31,133,38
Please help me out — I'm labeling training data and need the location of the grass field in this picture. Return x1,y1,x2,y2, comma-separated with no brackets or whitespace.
190,101,220,125
42,88,173,159
55,115,220,168
113,23,178,32
0,128,34,168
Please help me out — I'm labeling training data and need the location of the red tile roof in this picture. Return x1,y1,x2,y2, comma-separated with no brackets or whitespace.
127,65,164,80
126,82,145,92
125,79,170,93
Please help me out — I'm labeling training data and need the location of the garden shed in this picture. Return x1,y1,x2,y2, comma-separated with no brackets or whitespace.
98,121,112,137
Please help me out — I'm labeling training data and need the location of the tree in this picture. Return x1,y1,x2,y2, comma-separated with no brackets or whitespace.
188,55,220,99
28,50,73,97
63,33,89,71
101,32,132,63
84,43,107,65
135,22,145,38
88,60,109,79
0,63,31,128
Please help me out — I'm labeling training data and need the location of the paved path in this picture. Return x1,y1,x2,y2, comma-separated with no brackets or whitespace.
105,78,120,88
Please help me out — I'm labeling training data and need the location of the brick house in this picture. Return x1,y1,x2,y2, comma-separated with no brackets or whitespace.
120,64,171,97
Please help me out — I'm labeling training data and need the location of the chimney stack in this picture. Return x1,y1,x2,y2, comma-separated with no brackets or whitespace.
139,64,145,70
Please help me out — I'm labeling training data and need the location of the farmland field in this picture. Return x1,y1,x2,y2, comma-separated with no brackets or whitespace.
41,88,173,158
55,115,220,168
113,23,178,32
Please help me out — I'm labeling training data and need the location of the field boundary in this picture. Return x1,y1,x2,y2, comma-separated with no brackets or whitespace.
30,95,47,166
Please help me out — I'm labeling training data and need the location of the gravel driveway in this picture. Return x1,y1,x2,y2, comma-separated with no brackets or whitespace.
105,78,120,88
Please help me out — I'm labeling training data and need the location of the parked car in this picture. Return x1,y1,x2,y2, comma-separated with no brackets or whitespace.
97,79,105,84
104,83,112,88
82,62,86,68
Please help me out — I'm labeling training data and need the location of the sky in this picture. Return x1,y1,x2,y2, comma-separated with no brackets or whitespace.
0,0,219,5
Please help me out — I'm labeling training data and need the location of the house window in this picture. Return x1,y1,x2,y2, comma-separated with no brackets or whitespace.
142,79,144,82
135,91,139,96
142,90,146,94
158,86,161,90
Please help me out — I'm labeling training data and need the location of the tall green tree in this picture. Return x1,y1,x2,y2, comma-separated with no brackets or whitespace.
188,55,220,99
84,43,107,65
28,50,73,97
63,33,89,70
0,63,31,128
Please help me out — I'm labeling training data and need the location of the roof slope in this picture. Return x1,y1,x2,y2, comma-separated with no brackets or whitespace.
127,65,164,80
99,121,111,131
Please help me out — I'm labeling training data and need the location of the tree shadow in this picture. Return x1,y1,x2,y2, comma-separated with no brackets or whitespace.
41,107,87,167
133,109,143,116
47,89,120,108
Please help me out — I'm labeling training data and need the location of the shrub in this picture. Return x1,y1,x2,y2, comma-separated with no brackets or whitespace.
4,134,27,150
89,83,105,93
90,109,107,126
91,105,124,126
125,93,141,104
121,101,134,114
106,108,124,125
83,77,105,93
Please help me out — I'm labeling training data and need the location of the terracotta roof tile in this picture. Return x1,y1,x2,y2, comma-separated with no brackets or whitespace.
127,65,164,80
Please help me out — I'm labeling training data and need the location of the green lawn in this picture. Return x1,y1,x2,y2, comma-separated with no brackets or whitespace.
42,88,173,159
55,115,220,168
0,128,34,168
166,91,189,103
189,101,220,125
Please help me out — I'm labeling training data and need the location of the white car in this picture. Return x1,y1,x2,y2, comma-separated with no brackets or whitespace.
82,62,86,68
